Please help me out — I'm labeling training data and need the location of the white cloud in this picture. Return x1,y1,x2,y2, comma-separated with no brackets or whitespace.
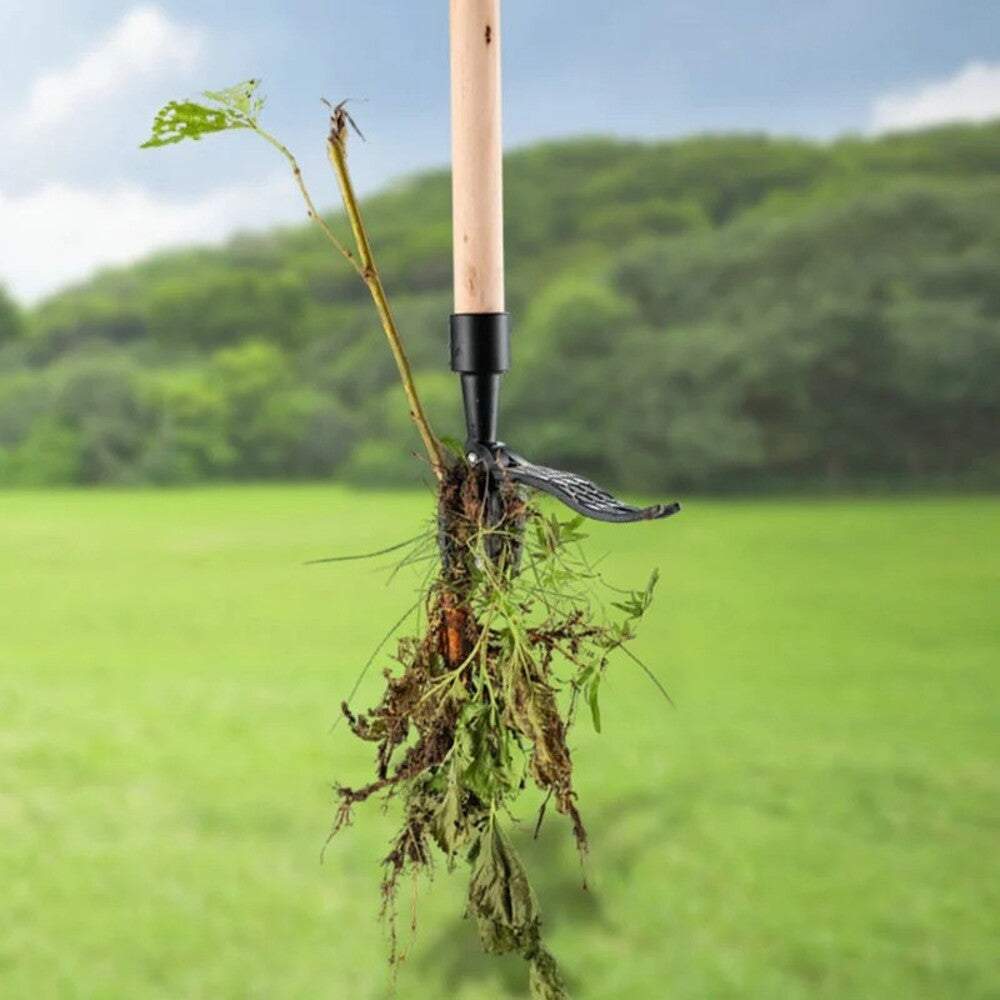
0,174,304,304
871,60,1000,133
8,5,203,137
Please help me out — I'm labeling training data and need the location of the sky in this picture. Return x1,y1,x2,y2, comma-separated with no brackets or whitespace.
1,0,998,305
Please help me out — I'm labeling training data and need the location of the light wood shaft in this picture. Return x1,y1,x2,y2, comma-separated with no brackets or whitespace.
450,0,504,313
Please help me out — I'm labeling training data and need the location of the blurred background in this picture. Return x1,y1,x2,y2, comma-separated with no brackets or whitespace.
0,2,997,998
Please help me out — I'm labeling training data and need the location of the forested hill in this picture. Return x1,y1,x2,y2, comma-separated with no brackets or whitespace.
1,122,998,490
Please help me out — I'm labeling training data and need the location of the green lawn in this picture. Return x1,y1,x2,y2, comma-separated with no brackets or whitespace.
0,488,997,999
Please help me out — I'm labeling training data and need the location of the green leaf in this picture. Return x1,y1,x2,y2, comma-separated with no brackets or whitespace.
587,673,602,733
559,514,587,545
202,80,265,118
644,567,660,608
467,824,540,955
458,703,521,804
438,435,466,458
466,824,569,997
431,777,464,858
141,80,264,148
611,568,659,620
530,949,570,1000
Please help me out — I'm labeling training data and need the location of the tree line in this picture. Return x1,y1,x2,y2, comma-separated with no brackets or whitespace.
0,122,997,491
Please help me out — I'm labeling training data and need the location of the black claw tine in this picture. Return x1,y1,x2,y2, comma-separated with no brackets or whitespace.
495,447,680,524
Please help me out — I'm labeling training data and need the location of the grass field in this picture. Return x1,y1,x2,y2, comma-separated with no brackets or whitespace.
0,487,997,999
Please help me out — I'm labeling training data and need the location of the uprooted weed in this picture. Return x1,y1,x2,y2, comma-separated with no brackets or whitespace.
141,79,666,999
327,456,663,998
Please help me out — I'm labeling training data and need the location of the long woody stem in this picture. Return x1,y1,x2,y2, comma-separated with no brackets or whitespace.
253,116,442,477
325,114,445,480
251,125,364,276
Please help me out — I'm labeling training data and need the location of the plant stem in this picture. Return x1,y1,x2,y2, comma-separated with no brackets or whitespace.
325,113,445,480
252,126,365,278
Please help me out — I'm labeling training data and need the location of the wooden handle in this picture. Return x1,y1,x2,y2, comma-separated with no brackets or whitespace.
450,0,504,313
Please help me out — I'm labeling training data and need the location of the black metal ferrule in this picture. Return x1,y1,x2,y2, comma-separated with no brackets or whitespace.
449,312,511,448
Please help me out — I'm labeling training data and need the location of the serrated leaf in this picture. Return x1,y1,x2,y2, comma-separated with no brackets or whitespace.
201,80,264,117
459,704,521,804
431,778,464,858
466,824,568,996
529,949,570,1000
141,80,264,148
467,824,540,955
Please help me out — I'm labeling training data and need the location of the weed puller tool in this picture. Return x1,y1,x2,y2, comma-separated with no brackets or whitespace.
142,20,681,992
448,0,680,525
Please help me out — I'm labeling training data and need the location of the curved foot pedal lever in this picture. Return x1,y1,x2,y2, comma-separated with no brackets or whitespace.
471,444,681,524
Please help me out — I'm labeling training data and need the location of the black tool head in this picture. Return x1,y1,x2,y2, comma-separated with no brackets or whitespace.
467,443,680,524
